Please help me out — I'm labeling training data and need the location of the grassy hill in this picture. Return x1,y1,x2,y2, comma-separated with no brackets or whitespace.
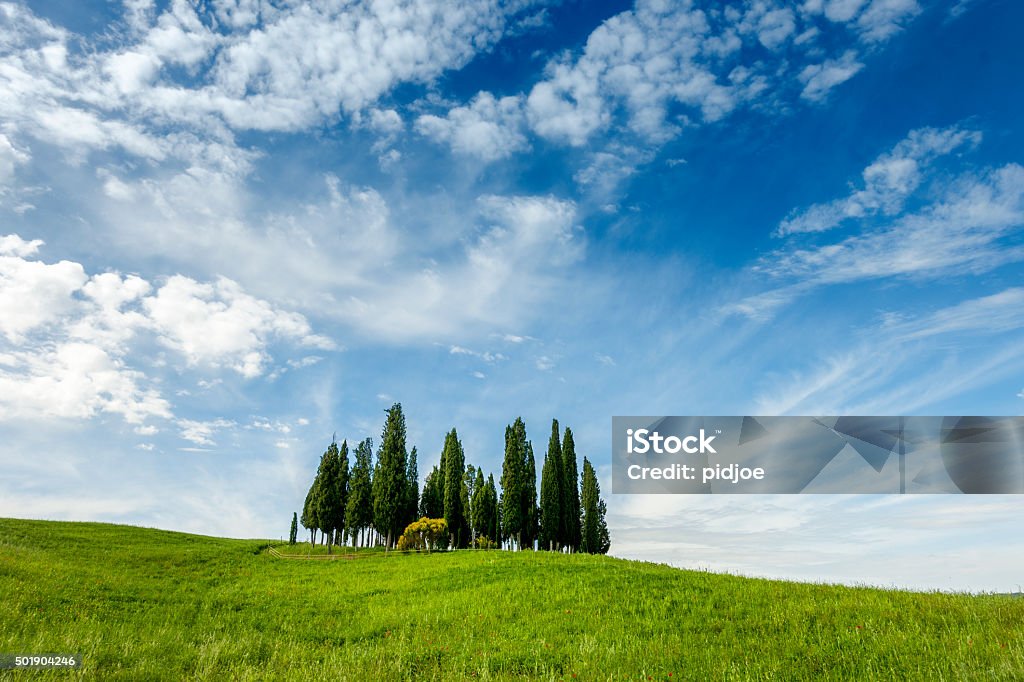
1,518,1022,680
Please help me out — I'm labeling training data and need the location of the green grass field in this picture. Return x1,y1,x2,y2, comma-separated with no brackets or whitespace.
1,518,1022,680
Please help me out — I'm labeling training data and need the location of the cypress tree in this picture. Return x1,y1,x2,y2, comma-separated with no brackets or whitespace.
561,427,582,552
315,441,342,552
464,463,477,541
337,439,350,545
346,437,374,548
500,419,525,549
523,440,538,550
289,511,298,545
539,419,563,551
470,468,486,542
301,485,316,545
442,428,469,548
487,473,500,545
373,403,408,548
580,457,600,554
308,445,333,544
438,437,449,504
596,499,611,554
420,466,444,518
405,446,419,529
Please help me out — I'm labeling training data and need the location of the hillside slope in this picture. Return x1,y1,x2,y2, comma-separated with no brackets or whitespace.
1,518,1022,680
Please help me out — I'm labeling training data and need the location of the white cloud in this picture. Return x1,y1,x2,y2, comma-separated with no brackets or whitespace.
525,3,736,145
760,163,1024,286
247,417,291,434
751,301,1024,418
419,0,921,158
0,342,171,424
0,133,30,188
178,418,235,446
798,50,863,102
0,234,333,425
739,4,797,50
415,92,528,161
0,244,88,342
333,193,584,340
821,0,870,23
287,356,323,369
448,345,505,362
778,126,982,235
855,0,921,42
884,288,1024,341
144,275,333,378
0,233,44,257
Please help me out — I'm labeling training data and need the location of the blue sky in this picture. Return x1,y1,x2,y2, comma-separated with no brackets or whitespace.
1,0,1023,591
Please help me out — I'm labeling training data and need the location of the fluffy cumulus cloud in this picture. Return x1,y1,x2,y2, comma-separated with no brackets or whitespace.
0,235,332,423
144,275,333,378
0,235,87,342
416,0,922,160
0,0,540,151
415,92,529,161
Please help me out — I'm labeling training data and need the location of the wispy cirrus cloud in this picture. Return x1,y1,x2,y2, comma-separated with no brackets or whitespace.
777,125,982,235
751,286,1024,416
732,127,1024,320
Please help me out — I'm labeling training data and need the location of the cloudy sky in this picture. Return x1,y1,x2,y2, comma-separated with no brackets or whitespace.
2,0,1022,591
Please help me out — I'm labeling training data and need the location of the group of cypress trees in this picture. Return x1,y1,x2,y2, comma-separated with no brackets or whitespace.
420,428,501,549
293,404,609,554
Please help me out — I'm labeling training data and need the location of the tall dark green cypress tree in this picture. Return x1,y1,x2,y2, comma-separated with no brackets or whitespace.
561,427,582,552
373,403,409,548
346,437,374,548
420,466,443,518
463,463,477,541
580,456,600,554
405,446,419,528
596,499,611,554
442,428,469,548
438,437,449,506
289,511,298,545
309,445,333,544
523,440,538,550
500,420,525,549
487,473,500,545
470,468,486,542
301,485,316,545
315,441,342,552
337,440,350,545
539,419,563,551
